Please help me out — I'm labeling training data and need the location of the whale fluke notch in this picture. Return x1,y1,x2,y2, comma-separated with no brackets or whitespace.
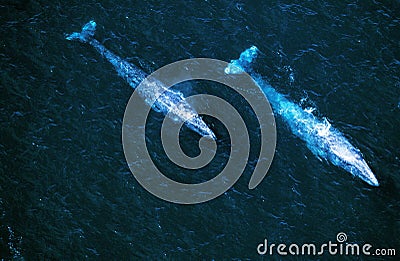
66,20,97,42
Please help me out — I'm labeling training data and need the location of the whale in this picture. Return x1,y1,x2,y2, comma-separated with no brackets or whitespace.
66,21,216,139
225,46,379,186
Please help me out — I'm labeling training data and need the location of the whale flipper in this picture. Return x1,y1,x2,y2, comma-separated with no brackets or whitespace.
66,20,97,42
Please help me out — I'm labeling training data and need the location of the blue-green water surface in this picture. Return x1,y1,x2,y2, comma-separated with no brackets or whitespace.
1,0,399,259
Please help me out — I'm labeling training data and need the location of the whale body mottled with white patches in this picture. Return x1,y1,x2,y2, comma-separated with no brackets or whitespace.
66,21,215,140
225,46,379,186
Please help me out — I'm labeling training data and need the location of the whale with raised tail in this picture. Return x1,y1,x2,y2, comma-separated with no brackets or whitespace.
225,46,379,186
66,21,216,139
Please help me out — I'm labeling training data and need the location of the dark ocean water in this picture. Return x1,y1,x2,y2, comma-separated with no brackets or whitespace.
1,0,399,259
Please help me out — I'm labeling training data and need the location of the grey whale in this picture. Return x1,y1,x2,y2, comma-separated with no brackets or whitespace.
225,46,379,187
66,21,216,140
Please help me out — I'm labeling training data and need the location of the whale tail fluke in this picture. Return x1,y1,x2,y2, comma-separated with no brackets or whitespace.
66,20,96,42
225,46,259,74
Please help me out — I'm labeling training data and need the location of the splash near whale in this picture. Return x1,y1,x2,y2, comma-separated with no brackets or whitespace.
66,21,216,139
225,46,379,187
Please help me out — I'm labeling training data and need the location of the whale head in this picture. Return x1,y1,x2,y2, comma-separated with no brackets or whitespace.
328,139,379,187
186,116,217,140
345,158,379,187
